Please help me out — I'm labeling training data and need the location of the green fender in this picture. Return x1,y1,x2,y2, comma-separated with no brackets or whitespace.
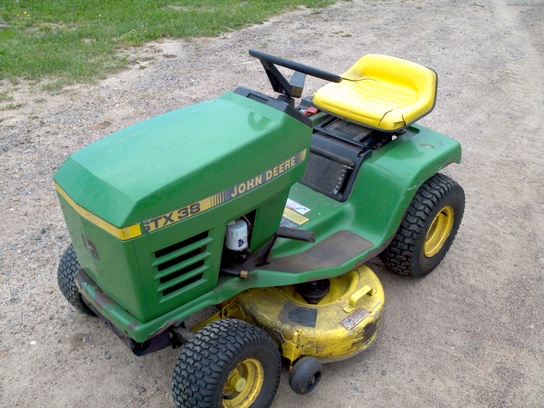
350,123,462,247
231,123,463,289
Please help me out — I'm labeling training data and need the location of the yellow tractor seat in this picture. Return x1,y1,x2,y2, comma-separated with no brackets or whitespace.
313,54,437,131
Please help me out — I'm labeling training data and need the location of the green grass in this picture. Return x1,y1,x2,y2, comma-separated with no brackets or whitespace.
0,0,334,88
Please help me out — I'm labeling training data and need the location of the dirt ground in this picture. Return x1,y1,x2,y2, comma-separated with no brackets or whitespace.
1,0,543,407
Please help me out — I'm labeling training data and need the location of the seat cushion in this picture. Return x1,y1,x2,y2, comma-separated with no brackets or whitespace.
313,54,437,131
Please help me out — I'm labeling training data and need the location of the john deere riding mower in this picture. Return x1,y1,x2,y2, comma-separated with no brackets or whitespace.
54,50,464,407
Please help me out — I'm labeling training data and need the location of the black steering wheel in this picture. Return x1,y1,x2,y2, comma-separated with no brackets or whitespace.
249,49,342,99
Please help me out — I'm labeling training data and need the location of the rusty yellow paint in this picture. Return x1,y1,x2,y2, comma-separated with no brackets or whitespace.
220,265,384,365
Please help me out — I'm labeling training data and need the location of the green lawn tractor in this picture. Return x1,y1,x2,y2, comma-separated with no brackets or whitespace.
54,49,465,407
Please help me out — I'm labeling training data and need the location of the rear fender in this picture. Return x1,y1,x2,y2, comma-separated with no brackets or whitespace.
351,124,461,243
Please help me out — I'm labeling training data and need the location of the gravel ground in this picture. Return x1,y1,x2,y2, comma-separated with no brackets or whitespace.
1,1,543,407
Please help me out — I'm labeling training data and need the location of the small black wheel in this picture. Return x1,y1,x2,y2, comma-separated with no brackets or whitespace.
172,318,281,408
380,173,465,278
288,356,323,395
57,244,95,316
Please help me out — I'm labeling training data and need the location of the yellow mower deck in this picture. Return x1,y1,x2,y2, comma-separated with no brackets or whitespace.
214,266,384,365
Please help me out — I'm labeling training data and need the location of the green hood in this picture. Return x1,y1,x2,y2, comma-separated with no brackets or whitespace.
54,92,310,227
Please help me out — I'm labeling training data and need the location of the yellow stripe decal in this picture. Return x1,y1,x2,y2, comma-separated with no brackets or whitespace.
55,183,142,240
143,149,307,233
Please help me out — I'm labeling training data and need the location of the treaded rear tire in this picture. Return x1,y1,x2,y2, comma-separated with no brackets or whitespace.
172,318,281,408
380,173,465,278
57,244,95,316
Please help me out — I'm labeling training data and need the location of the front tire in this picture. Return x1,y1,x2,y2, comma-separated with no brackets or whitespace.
172,318,281,408
380,173,465,278
57,244,96,316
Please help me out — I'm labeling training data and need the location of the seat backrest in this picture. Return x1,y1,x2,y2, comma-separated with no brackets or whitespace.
342,54,437,99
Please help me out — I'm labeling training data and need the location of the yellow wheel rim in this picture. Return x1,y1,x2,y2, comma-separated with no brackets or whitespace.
424,206,454,258
222,358,265,408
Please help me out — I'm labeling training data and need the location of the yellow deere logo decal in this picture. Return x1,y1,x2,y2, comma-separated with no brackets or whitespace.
143,150,307,233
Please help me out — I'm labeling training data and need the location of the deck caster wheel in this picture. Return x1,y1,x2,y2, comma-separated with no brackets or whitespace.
289,356,323,395
172,318,281,408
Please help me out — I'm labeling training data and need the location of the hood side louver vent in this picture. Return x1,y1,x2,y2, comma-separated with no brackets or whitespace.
153,231,213,298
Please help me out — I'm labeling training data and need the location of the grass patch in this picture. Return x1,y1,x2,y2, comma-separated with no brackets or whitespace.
0,0,335,88
0,90,14,102
0,102,23,111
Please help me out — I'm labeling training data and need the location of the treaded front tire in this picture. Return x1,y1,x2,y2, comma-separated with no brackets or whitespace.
172,318,281,408
57,244,95,316
380,173,465,278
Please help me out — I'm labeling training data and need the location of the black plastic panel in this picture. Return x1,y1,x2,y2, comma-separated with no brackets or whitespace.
233,87,312,127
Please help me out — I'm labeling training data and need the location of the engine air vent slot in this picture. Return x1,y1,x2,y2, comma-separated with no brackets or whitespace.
153,231,212,298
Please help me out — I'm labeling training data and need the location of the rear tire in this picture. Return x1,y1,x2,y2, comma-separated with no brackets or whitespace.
172,318,281,408
380,173,464,278
57,244,95,316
